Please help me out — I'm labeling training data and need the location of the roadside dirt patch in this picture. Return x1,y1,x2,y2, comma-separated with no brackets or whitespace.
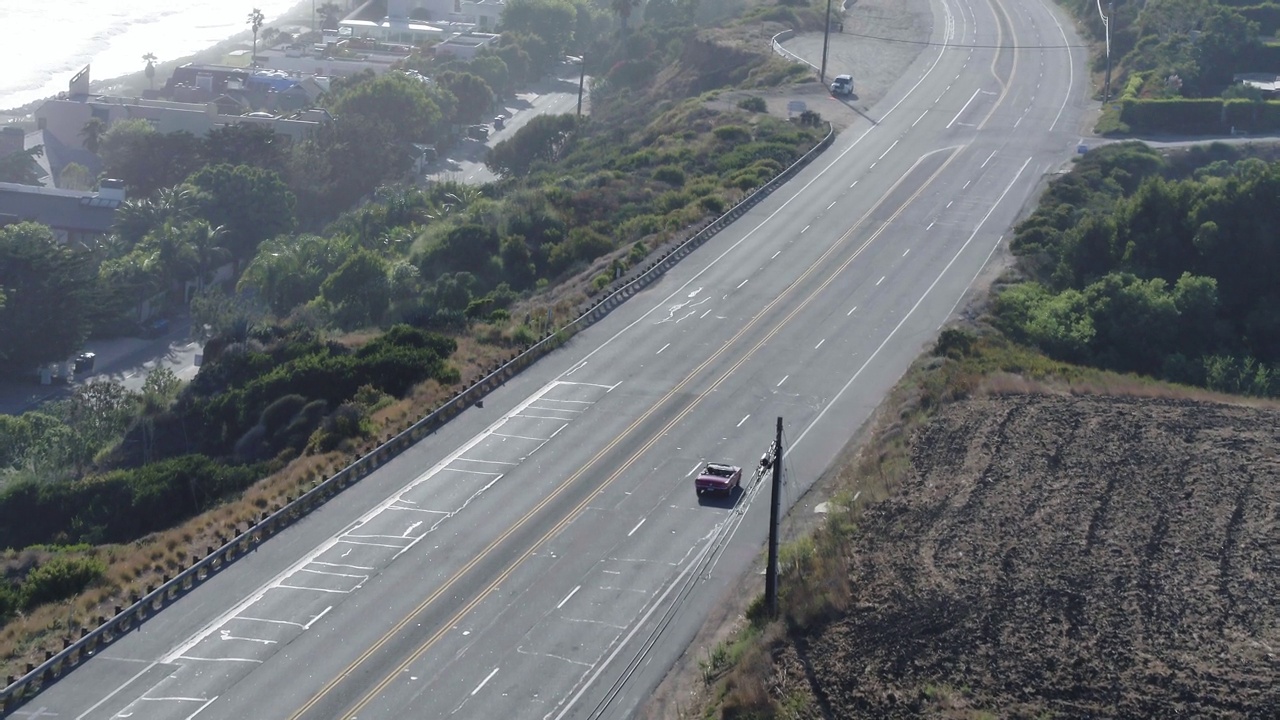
789,393,1280,718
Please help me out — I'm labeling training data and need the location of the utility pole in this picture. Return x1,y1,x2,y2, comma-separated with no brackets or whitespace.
764,417,783,617
1102,1,1113,102
819,0,834,85
577,54,586,117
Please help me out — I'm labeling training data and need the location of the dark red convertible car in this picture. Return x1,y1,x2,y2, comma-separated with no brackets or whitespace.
695,462,742,496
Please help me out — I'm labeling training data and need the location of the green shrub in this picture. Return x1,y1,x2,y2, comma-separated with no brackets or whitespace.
628,241,649,263
652,165,686,186
512,325,538,346
618,214,664,241
657,190,694,213
0,456,266,547
0,582,17,623
700,194,727,214
308,402,365,453
738,96,767,112
713,125,753,144
716,141,797,173
1118,98,1225,134
19,555,107,610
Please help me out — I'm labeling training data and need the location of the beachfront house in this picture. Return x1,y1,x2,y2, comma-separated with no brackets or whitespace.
34,65,332,154
0,179,124,247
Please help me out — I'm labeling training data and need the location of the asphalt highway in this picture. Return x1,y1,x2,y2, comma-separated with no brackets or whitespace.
22,0,1090,718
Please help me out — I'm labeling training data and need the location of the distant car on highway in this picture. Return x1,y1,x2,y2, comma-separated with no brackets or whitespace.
695,462,742,496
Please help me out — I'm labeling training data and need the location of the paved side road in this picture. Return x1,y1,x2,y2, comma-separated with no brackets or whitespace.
421,72,588,186
0,318,202,415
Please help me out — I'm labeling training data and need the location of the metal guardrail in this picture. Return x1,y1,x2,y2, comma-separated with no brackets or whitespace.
772,29,820,72
0,120,836,715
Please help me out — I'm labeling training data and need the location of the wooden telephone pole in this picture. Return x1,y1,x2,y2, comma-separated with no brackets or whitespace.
765,417,783,617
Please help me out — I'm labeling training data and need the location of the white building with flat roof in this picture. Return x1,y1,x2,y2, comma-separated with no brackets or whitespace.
433,33,500,61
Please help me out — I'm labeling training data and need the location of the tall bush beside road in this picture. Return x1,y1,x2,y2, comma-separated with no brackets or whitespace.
0,223,104,377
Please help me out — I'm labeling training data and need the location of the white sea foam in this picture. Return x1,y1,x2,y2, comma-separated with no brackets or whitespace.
1,0,305,112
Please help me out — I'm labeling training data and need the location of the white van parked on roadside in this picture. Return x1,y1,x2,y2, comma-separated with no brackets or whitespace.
830,74,854,96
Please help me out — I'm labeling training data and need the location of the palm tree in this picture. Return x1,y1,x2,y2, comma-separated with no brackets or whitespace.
140,222,198,299
142,53,158,91
248,8,266,67
80,117,106,154
186,221,232,293
154,186,197,221
112,187,196,248
611,0,641,33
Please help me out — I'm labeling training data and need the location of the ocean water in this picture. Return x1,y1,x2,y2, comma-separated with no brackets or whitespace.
0,0,306,112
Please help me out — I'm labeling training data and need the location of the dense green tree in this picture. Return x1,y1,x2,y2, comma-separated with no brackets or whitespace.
487,113,578,176
326,71,445,145
0,145,44,185
113,195,175,249
499,235,537,289
79,117,106,154
97,250,161,324
493,39,534,84
420,223,501,279
187,163,296,263
320,249,391,328
202,123,286,172
1194,8,1259,95
501,0,577,62
239,234,352,315
99,121,202,196
287,72,448,221
186,220,232,292
467,54,513,97
138,222,198,293
502,31,554,78
438,71,495,124
58,161,94,191
48,380,139,476
189,286,265,342
0,223,103,376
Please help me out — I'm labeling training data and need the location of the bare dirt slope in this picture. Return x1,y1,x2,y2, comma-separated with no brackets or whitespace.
796,393,1280,718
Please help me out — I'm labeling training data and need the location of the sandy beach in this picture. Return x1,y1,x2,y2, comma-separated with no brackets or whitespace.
1,0,318,121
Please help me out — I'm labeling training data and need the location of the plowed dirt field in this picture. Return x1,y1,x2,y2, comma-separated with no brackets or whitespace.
795,393,1279,718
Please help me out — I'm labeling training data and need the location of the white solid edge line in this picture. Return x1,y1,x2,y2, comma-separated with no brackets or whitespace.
792,155,1032,455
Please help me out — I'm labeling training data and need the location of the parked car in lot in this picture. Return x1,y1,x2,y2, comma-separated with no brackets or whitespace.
695,462,742,496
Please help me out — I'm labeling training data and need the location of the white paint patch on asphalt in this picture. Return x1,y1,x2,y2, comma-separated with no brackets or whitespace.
557,586,581,609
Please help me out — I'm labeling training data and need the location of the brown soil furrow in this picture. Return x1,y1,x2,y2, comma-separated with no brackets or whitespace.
795,394,1280,718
